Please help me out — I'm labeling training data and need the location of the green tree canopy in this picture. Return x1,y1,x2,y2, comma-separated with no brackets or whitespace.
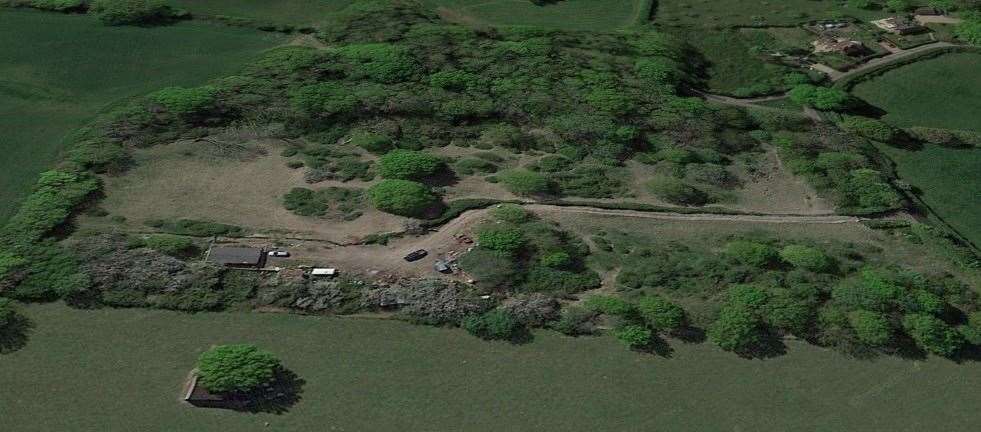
91,0,174,26
377,150,442,180
196,344,281,393
463,309,522,340
151,86,218,118
724,240,776,267
477,226,526,256
614,324,653,349
367,179,438,217
788,84,852,111
637,295,685,331
848,310,892,347
902,313,963,357
497,169,551,196
779,245,831,272
708,306,762,352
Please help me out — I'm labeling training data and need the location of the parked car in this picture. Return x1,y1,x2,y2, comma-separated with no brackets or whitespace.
433,260,452,274
403,249,428,262
268,250,290,257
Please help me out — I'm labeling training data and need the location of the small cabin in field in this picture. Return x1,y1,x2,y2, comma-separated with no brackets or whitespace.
873,16,925,35
207,246,264,268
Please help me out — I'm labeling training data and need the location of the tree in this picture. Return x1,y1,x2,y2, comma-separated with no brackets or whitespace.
847,0,874,9
886,0,910,12
377,150,442,180
142,234,196,257
150,86,218,118
614,324,652,349
367,179,438,217
350,131,393,154
959,311,981,345
848,310,892,347
839,116,897,143
477,226,526,256
764,291,814,336
724,240,776,267
955,12,981,46
838,168,902,211
788,84,852,111
726,284,769,312
708,306,762,352
497,169,551,196
902,313,964,357
0,298,20,333
779,245,831,272
636,295,685,331
550,305,597,336
583,295,635,317
196,344,281,393
91,0,174,26
490,204,532,223
463,309,522,340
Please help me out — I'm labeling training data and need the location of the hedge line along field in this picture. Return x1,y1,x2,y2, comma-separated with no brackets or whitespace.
654,0,885,28
422,0,649,31
3,304,980,432
850,53,981,132
878,143,981,247
0,9,283,223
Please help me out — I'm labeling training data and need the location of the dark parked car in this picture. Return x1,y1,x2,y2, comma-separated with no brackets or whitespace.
403,249,428,262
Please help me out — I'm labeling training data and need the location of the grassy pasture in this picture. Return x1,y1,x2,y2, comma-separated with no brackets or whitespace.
424,0,649,30
851,53,981,246
851,53,981,132
878,143,981,247
0,10,282,223
169,0,355,25
2,303,980,431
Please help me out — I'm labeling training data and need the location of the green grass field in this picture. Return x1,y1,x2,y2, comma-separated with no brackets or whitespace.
0,10,283,223
170,0,355,25
878,143,981,246
2,304,980,431
851,53,981,132
423,0,649,30
852,53,981,246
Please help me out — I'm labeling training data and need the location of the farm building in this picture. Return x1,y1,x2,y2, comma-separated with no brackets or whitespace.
207,246,264,268
812,37,865,56
872,16,925,35
183,374,229,408
914,7,942,16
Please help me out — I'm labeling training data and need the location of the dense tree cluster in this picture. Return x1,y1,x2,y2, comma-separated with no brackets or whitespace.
197,344,281,393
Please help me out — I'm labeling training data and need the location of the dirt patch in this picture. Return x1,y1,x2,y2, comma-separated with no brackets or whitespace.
729,147,833,215
100,139,405,243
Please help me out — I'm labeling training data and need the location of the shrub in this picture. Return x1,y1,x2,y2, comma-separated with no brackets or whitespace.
848,310,892,347
142,234,196,257
462,309,522,341
283,188,328,216
91,0,174,26
350,131,393,154
454,158,497,175
955,12,981,46
838,169,901,211
647,176,708,206
497,169,551,196
839,116,897,143
902,313,964,357
377,150,442,180
66,140,129,173
708,306,762,352
290,82,359,117
724,241,776,267
788,84,851,111
960,311,981,345
367,180,438,217
29,0,85,12
490,204,531,223
479,124,528,149
539,251,572,269
150,86,218,118
196,344,281,393
458,249,519,289
779,245,831,272
614,324,652,349
2,170,100,244
636,295,685,331
477,226,525,255
522,266,600,294
582,295,634,317
550,306,597,336
333,43,419,84
764,291,813,336
429,69,475,91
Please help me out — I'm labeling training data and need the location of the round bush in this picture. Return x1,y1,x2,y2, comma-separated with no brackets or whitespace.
779,245,831,272
92,0,174,26
377,150,442,180
490,204,531,223
614,324,653,349
637,295,685,331
497,169,551,196
647,176,708,205
367,179,438,217
477,226,525,255
197,344,281,393
463,309,522,340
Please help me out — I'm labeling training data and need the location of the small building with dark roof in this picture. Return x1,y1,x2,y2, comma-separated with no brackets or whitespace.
207,246,264,268
184,374,230,408
872,16,926,35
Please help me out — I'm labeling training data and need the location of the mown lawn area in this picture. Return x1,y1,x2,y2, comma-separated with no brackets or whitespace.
169,0,355,25
851,53,981,132
0,10,283,223
423,0,649,30
878,143,981,246
2,303,980,431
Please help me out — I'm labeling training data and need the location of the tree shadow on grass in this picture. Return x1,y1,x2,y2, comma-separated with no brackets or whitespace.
0,315,34,355
736,332,788,359
636,334,675,358
229,369,306,415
